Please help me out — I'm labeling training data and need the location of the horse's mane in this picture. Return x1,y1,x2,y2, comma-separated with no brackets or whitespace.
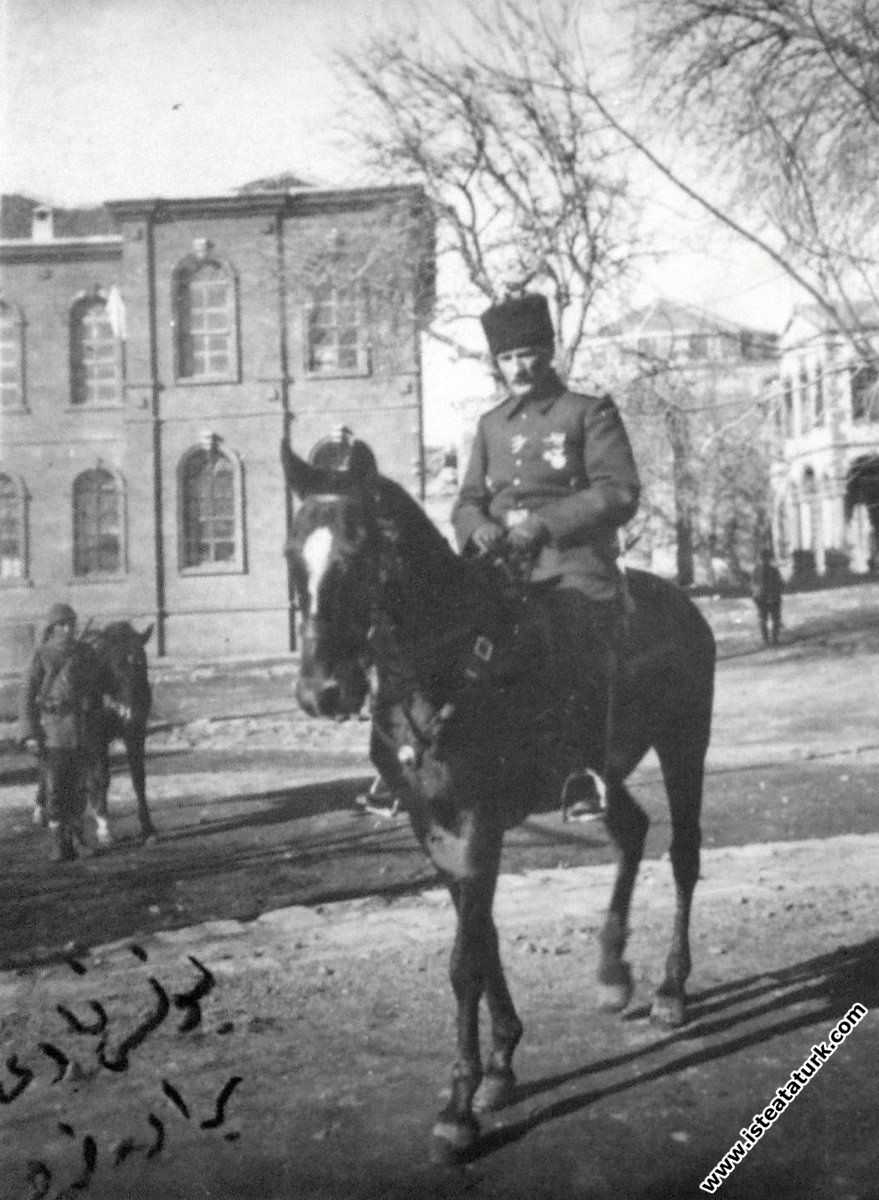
368,475,519,645
374,475,460,570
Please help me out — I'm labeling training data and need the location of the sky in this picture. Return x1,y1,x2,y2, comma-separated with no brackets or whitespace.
2,0,798,442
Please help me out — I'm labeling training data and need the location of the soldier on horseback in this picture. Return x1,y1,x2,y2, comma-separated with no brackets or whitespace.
452,292,641,817
18,603,111,862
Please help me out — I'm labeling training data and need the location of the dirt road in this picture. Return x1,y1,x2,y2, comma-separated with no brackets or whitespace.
1,833,876,1200
1,585,878,1198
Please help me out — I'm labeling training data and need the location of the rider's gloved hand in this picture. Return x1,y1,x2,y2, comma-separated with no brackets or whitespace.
507,516,550,555
469,522,504,556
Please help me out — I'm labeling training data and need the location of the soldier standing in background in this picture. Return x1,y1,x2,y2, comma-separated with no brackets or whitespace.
751,548,784,646
18,603,110,862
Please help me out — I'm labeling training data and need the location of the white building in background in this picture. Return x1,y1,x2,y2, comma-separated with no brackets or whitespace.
582,300,779,583
771,304,879,579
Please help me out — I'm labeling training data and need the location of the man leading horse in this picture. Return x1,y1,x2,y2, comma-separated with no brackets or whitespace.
18,603,111,863
452,292,641,817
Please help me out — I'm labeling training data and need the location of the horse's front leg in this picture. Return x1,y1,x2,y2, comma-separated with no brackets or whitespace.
472,915,523,1114
597,779,648,1012
431,837,512,1164
33,758,48,826
127,731,157,843
431,874,489,1163
83,745,112,849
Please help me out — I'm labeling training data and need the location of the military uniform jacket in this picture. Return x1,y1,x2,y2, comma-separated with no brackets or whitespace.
452,375,641,601
19,641,108,750
751,562,783,602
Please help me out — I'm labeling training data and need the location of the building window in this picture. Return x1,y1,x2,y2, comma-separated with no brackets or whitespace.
0,302,25,410
175,260,238,380
0,472,27,581
179,442,244,572
305,277,370,376
851,363,879,423
70,296,121,407
782,376,793,438
73,468,123,576
814,362,825,426
798,364,811,433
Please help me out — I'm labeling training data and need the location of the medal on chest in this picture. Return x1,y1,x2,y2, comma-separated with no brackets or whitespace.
542,432,567,469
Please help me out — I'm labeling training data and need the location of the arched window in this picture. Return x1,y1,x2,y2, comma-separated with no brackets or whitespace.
851,363,879,424
305,276,369,376
70,295,121,406
0,301,25,410
179,442,244,571
175,259,238,380
814,362,825,426
73,468,123,576
0,472,27,581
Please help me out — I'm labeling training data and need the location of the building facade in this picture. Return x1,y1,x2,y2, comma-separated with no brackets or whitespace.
770,304,879,578
0,185,433,668
582,300,779,583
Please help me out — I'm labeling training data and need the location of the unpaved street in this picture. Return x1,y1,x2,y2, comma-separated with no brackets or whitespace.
1,585,878,1199
1,834,876,1200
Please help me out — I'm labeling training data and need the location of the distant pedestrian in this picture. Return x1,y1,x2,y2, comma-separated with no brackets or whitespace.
751,549,783,646
18,603,110,862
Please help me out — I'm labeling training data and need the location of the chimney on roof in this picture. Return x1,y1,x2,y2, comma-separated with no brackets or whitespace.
32,206,54,241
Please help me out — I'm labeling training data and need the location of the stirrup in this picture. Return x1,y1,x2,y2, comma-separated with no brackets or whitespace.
561,768,606,822
354,775,402,818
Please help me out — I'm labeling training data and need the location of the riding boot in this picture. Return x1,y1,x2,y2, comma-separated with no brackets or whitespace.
48,821,76,863
558,596,621,821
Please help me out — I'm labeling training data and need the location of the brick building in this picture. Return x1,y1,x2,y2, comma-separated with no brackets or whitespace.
0,184,433,668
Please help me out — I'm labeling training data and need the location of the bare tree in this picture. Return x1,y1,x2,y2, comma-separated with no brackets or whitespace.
604,351,773,586
624,0,879,357
337,0,644,372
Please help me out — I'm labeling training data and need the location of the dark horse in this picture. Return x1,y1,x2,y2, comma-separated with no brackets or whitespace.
283,441,715,1163
34,622,157,846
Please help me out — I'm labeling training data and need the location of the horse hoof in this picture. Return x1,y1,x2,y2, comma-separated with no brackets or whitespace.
596,980,633,1012
33,806,48,827
650,994,686,1028
473,1069,516,1113
429,1116,480,1164
142,832,159,847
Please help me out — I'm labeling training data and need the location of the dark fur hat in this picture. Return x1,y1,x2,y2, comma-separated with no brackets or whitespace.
480,293,555,357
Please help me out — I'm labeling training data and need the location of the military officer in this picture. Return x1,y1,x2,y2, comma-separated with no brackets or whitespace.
452,292,641,816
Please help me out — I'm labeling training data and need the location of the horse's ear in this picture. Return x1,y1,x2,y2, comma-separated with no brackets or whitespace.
281,440,322,496
349,440,379,486
140,624,154,646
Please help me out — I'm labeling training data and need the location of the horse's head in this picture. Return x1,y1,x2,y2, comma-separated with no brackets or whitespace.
283,441,378,718
86,622,153,722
